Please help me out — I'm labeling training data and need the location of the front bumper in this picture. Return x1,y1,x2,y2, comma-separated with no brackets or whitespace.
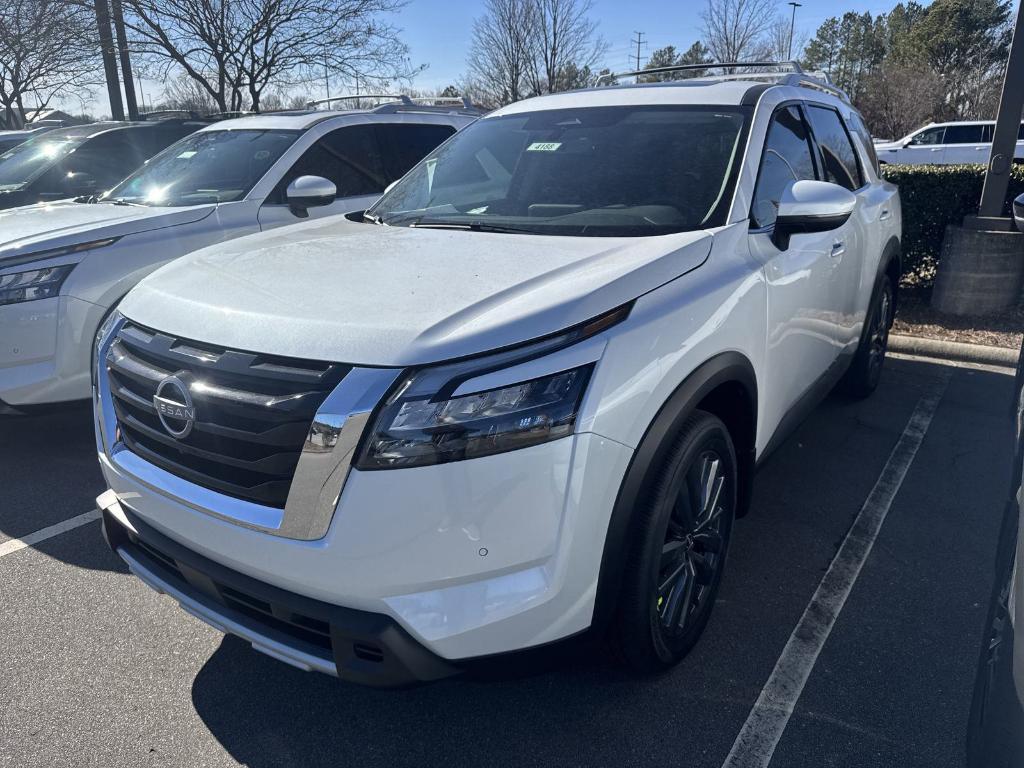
100,495,458,687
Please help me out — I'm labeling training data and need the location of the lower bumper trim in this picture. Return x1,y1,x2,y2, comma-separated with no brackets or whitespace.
100,502,460,687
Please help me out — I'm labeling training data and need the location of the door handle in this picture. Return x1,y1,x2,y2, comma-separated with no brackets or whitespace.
879,209,891,221
830,241,845,257
929,147,942,152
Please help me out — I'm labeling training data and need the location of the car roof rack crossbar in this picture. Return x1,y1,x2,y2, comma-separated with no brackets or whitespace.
595,60,850,103
307,94,481,112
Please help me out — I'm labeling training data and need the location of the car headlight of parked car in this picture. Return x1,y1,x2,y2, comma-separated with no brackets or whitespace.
355,303,630,470
0,264,75,306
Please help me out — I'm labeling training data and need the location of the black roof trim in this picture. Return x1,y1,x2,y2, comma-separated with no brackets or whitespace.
741,83,772,107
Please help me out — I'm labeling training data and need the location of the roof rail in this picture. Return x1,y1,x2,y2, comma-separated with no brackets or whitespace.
594,60,849,103
306,94,479,111
306,94,406,108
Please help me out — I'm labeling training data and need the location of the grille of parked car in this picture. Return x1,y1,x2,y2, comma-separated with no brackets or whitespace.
105,321,349,508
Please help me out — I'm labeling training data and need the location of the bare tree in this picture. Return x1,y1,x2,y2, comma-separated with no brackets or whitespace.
0,0,98,128
124,0,419,113
160,73,219,115
701,0,776,63
466,0,538,106
764,15,808,62
528,0,605,94
857,62,943,140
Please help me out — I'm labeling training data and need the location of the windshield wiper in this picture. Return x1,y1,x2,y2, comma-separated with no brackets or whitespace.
408,219,540,235
362,211,383,225
105,198,146,207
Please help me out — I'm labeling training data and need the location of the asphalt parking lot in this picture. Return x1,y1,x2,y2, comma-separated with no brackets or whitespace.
0,353,1014,768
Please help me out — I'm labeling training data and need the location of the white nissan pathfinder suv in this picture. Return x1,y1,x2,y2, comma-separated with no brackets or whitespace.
0,101,476,412
94,64,902,686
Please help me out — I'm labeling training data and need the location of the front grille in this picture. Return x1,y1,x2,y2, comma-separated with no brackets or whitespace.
106,321,350,508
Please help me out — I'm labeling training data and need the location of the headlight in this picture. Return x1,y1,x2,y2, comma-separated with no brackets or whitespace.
0,264,74,306
354,302,632,470
356,365,594,469
0,237,119,270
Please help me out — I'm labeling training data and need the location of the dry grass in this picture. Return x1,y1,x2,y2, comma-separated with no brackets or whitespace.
893,290,1024,349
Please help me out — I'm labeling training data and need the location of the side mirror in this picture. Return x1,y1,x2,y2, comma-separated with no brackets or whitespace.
286,175,336,217
773,180,856,249
1013,192,1024,233
66,171,97,196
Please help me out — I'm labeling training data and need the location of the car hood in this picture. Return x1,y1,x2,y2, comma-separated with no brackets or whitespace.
120,217,713,366
0,200,215,264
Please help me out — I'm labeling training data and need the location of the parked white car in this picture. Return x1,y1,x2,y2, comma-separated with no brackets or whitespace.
95,66,902,685
0,104,477,411
874,120,1024,165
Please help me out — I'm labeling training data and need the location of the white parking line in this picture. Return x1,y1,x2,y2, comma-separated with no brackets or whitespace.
0,509,101,559
722,373,951,768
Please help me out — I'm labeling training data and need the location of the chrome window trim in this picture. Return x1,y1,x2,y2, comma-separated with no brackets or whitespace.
95,316,401,541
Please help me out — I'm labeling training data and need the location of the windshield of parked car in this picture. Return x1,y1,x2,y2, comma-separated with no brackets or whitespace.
367,105,751,236
0,131,88,191
102,129,301,206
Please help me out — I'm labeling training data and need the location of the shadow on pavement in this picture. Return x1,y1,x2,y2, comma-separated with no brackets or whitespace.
0,403,120,571
190,633,699,768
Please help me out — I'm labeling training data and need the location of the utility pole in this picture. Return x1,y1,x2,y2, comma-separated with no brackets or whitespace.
631,31,646,70
787,2,802,61
110,0,139,119
93,0,125,120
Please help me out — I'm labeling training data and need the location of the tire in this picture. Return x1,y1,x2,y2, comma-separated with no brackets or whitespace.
612,410,737,673
840,274,893,399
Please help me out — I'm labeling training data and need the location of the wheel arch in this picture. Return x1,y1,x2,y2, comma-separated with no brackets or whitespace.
591,351,757,633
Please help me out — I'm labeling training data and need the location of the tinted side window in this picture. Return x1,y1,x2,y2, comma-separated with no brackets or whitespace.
751,105,818,229
847,111,879,176
35,133,142,194
806,105,862,191
944,124,984,143
982,124,994,142
375,123,456,182
276,125,387,200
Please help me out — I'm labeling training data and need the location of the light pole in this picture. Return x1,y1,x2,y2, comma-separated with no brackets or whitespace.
787,2,802,61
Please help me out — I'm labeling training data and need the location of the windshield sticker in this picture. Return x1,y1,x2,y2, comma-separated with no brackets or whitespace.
176,150,197,159
526,142,562,152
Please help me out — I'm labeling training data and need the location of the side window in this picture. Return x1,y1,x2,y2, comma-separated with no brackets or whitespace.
847,111,880,176
805,105,863,191
982,124,994,142
1018,124,1024,141
909,127,945,146
375,123,456,182
943,124,984,144
275,124,387,201
751,105,818,229
35,134,139,194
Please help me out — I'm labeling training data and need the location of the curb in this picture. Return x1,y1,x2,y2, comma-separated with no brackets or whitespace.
889,334,1020,368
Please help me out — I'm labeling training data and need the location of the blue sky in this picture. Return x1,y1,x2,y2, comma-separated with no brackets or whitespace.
401,0,904,91
62,0,904,116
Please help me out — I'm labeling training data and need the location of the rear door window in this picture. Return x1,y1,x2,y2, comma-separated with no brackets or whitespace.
751,105,819,229
374,123,456,183
805,105,863,191
943,124,984,144
846,111,880,176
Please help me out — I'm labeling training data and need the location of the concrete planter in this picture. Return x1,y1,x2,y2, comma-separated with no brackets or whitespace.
931,224,1024,315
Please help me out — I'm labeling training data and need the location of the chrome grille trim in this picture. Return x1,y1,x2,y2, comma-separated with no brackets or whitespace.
96,316,401,540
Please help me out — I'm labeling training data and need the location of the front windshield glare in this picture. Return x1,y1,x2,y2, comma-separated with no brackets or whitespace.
103,129,300,206
0,136,82,191
368,105,750,236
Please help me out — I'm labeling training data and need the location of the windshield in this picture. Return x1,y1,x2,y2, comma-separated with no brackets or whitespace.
368,105,750,236
103,129,300,206
0,133,85,191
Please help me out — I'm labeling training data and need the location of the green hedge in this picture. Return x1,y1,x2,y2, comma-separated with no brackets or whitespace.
879,163,1024,287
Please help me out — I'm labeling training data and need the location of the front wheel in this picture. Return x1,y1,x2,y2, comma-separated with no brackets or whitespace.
840,274,893,398
612,411,737,673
